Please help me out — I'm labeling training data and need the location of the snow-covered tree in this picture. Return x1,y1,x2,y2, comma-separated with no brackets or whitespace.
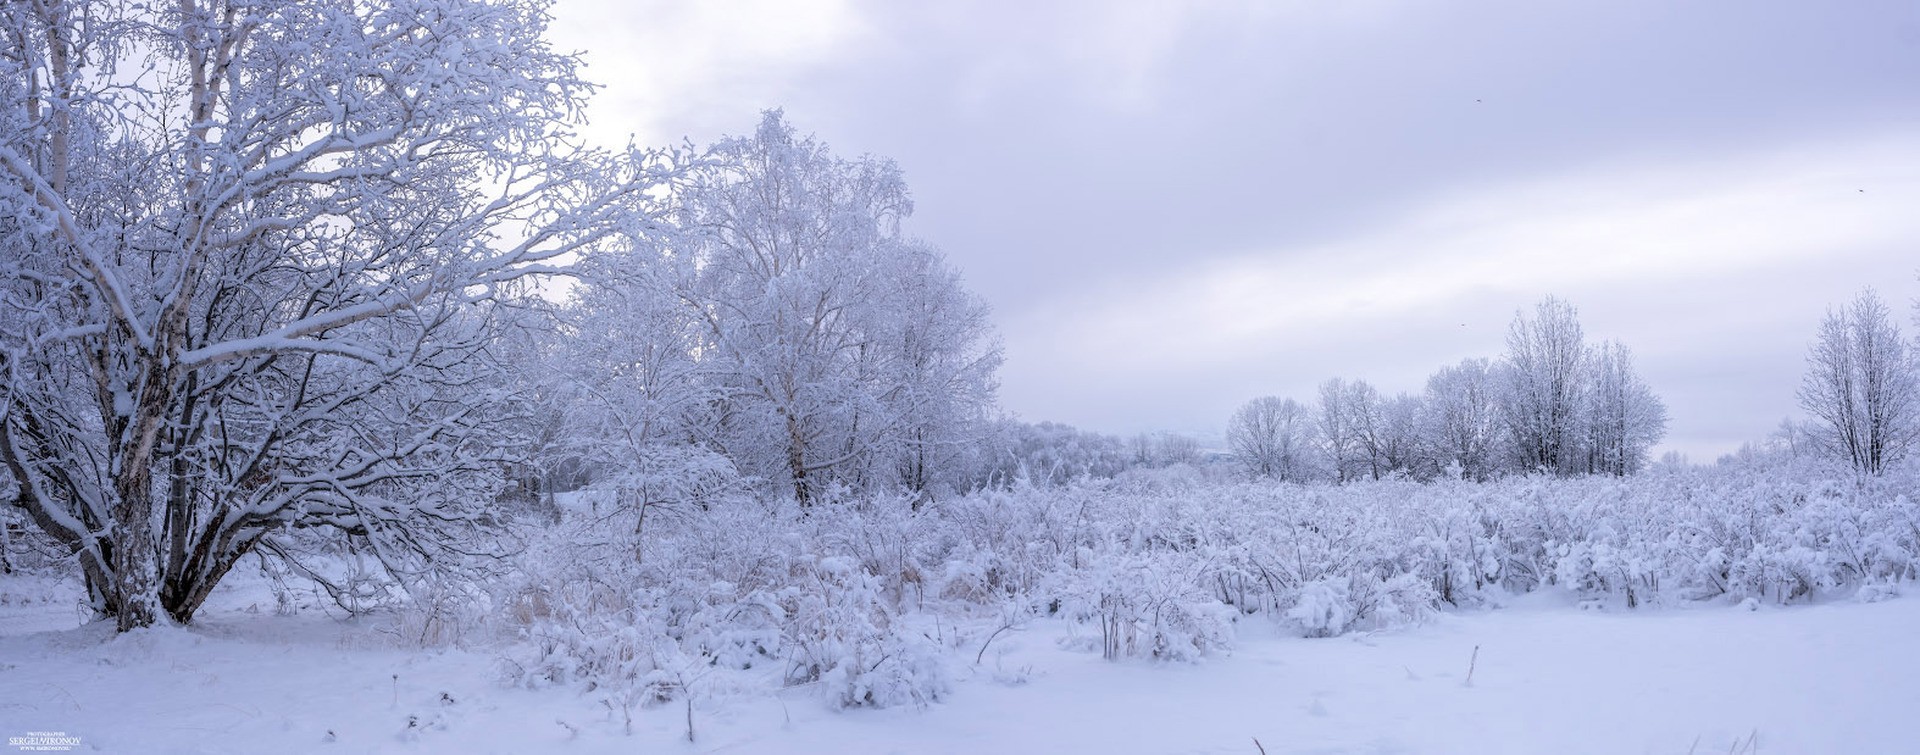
1367,393,1427,479
1500,297,1589,475
1153,433,1204,468
1497,298,1668,477
1797,289,1920,475
865,243,1003,497
973,420,1130,487
1226,396,1314,481
556,234,736,527
1580,341,1667,476
1317,378,1377,482
1422,358,1505,480
585,111,1000,505
0,0,669,629
678,112,910,504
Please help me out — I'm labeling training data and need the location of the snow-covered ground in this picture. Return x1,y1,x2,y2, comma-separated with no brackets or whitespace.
0,571,1912,754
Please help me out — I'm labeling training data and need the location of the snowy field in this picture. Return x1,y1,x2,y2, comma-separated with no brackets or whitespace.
1,570,1913,755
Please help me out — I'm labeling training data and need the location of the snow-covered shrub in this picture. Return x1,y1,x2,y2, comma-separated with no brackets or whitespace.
801,496,936,608
495,499,688,692
494,493,959,711
1856,579,1902,603
383,578,496,647
0,506,66,576
1351,571,1438,629
778,555,949,708
1405,489,1508,606
929,485,1075,600
1285,577,1355,638
1053,548,1234,662
1284,571,1436,637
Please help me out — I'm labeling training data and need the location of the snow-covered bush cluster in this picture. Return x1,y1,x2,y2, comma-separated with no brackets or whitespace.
498,495,959,711
478,458,1918,710
1062,462,1920,619
1051,547,1235,662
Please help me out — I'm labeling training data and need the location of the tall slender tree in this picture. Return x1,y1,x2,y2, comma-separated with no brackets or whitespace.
1501,297,1589,475
1581,341,1667,476
1798,289,1920,474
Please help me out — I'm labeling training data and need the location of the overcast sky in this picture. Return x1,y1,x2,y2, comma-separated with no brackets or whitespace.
548,0,1920,461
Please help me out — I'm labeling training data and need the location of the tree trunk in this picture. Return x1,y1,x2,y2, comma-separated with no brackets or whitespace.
107,464,163,630
788,414,812,507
